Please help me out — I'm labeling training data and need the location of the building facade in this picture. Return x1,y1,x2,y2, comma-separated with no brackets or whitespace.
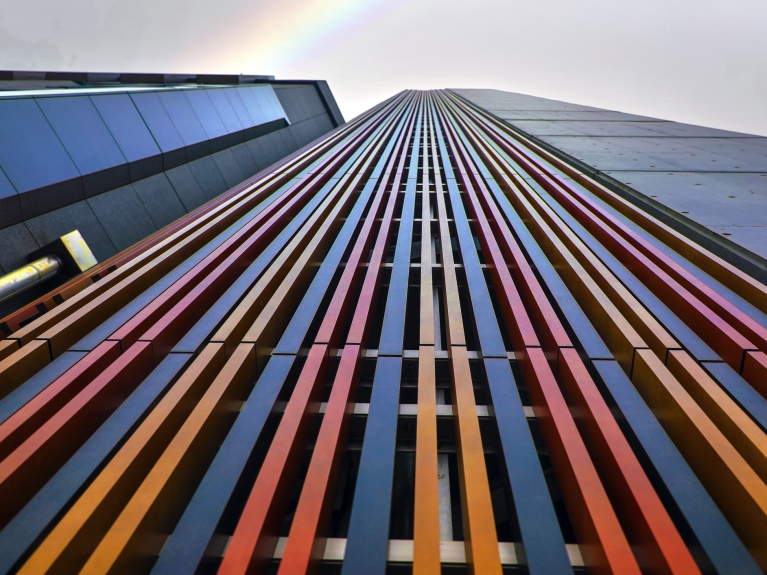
0,89,766,575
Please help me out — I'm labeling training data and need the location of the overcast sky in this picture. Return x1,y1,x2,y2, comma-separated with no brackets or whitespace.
1,0,766,135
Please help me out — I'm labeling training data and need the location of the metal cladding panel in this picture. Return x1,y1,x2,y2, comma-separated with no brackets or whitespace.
130,91,186,154
540,136,767,172
0,169,15,200
224,89,258,128
157,91,209,147
493,110,661,122
254,85,289,121
0,223,38,274
1,90,767,575
90,93,162,163
36,96,127,178
184,90,228,140
0,98,81,193
454,88,767,277
165,164,208,211
314,80,346,127
274,84,327,124
87,185,157,250
507,120,755,138
236,86,269,124
206,88,245,134
131,174,187,229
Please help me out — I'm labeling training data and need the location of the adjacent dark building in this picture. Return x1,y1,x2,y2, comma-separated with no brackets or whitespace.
0,73,343,315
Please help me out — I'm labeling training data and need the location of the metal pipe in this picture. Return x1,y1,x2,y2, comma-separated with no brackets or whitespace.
0,256,62,304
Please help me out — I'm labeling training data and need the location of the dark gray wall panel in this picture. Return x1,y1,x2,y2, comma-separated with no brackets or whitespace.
260,130,282,158
456,87,767,279
297,86,319,119
493,110,659,121
18,178,84,221
248,133,273,165
279,86,305,121
539,136,767,172
284,123,305,147
245,139,268,171
314,113,336,136
299,119,318,146
87,185,157,251
509,120,754,138
90,93,163,181
0,223,40,274
603,171,767,260
187,156,228,200
250,144,267,172
25,200,115,262
211,149,246,188
305,89,328,118
0,98,82,196
275,85,314,123
229,142,258,178
508,120,666,137
0,169,19,229
274,130,300,157
305,116,327,142
453,89,602,111
280,126,300,151
131,173,186,229
165,165,208,212
36,95,129,197
268,130,290,159
274,84,344,132
288,119,316,148
314,80,344,126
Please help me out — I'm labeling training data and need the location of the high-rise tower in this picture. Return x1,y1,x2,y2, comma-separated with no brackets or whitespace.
1,87,766,575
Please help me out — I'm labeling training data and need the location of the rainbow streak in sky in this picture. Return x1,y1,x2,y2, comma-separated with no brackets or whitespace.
239,0,391,71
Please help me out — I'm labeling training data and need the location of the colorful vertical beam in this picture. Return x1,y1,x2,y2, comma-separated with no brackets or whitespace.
430,95,573,575
275,98,417,575
217,95,415,575
412,101,441,575
340,96,423,575
427,95,503,575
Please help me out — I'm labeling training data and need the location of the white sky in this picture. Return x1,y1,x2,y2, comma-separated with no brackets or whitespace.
1,0,766,134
